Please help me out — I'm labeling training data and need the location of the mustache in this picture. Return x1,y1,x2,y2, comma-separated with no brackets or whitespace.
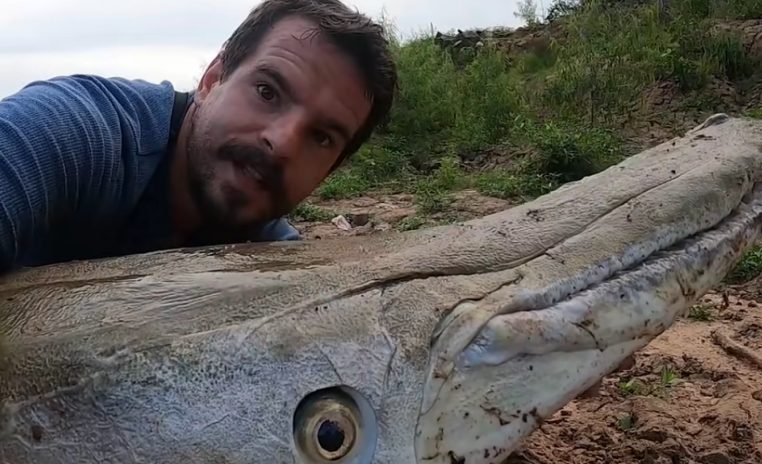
217,141,284,193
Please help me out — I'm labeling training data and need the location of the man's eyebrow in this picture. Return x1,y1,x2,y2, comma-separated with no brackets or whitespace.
322,117,353,143
257,64,292,97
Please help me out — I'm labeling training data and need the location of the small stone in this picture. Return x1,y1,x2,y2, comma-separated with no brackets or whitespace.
349,213,370,227
748,301,757,308
752,390,762,402
700,451,731,464
331,215,352,231
634,426,669,443
615,354,637,372
578,379,603,399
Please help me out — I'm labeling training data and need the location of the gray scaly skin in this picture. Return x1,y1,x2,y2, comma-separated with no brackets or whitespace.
1,114,761,463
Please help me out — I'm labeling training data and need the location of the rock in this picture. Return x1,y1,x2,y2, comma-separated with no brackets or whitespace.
700,451,732,464
331,215,352,231
348,213,370,227
615,354,637,372
634,426,669,443
752,390,762,402
577,379,603,399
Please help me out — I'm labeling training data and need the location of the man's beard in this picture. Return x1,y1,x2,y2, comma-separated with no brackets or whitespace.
184,116,293,245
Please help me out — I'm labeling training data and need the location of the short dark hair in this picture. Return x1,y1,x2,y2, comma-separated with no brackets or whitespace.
219,0,397,169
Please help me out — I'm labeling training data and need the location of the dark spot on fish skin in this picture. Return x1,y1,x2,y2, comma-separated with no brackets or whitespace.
529,365,534,371
522,413,528,422
480,405,511,426
6,297,13,302
671,169,676,175
530,407,542,424
485,449,490,458
454,384,462,390
448,451,465,464
31,425,44,442
464,412,470,419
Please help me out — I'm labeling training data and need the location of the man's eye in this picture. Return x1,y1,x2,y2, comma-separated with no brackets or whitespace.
315,131,333,148
257,83,275,101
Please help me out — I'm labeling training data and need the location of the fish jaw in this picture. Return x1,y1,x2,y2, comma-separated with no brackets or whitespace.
414,116,762,463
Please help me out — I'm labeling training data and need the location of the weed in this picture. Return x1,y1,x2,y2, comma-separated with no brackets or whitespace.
317,172,369,200
289,203,334,223
617,413,636,431
618,378,649,397
415,178,449,215
659,366,680,388
725,245,762,284
527,122,623,182
688,304,714,321
475,170,557,200
397,216,427,231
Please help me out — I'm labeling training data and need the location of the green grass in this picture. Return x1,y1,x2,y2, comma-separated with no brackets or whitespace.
617,365,681,398
313,0,762,217
688,304,714,321
289,203,335,222
725,245,762,284
617,413,636,432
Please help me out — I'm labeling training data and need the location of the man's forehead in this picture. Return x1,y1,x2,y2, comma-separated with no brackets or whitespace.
260,15,332,50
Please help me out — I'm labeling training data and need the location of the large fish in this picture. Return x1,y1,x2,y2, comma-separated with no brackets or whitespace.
1,114,761,463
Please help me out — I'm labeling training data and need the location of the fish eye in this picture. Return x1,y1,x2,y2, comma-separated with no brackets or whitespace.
293,386,377,463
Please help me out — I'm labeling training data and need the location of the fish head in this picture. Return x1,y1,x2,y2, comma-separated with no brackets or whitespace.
2,114,762,464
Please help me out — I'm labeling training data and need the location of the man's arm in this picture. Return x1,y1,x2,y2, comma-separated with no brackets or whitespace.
256,217,301,241
0,75,172,273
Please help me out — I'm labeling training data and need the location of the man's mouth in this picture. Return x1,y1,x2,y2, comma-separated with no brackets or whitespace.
236,160,263,185
230,160,272,197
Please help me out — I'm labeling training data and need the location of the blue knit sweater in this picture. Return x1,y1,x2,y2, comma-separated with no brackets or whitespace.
0,75,299,273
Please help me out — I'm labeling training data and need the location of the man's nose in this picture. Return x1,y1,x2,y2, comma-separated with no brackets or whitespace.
261,112,305,161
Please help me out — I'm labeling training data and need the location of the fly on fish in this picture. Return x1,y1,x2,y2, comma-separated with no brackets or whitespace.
1,114,762,463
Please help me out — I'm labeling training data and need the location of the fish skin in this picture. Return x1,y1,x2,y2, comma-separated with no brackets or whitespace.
0,114,761,463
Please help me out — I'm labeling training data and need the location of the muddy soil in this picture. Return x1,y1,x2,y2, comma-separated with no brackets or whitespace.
292,190,762,464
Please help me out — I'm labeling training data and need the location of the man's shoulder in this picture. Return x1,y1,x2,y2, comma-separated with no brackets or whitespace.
10,74,178,157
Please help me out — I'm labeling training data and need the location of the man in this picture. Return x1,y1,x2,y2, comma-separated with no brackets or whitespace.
0,0,397,274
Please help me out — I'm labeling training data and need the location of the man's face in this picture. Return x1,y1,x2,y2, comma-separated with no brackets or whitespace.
184,15,371,234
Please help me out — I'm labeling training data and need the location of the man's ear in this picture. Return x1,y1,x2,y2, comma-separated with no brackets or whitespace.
196,54,224,102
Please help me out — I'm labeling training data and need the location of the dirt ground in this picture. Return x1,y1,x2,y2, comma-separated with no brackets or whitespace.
508,287,762,464
291,190,762,464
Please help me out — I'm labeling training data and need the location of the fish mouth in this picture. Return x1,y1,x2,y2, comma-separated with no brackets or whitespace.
414,115,762,463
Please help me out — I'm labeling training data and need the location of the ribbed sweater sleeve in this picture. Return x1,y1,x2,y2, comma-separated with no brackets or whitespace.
0,75,173,272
